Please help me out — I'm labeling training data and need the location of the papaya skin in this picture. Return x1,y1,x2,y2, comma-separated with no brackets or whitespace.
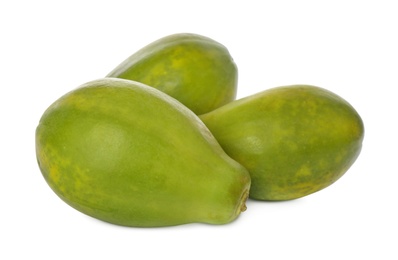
200,85,364,201
36,78,250,227
106,33,238,115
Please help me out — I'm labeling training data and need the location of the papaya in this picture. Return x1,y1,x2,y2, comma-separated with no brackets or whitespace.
106,33,238,115
199,85,364,201
35,78,250,227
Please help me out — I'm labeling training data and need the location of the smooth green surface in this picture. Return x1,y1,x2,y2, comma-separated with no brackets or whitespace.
107,33,238,115
200,85,364,201
36,78,250,227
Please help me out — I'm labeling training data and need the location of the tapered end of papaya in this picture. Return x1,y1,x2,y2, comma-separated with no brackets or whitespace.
238,189,250,213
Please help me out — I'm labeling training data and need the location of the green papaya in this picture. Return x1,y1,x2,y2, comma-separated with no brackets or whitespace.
35,78,250,227
200,85,364,201
106,33,238,115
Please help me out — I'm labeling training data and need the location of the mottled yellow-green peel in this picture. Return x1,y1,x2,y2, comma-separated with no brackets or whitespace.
36,78,250,226
200,85,364,201
107,33,238,115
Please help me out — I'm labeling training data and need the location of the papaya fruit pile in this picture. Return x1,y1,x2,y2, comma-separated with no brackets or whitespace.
36,33,364,227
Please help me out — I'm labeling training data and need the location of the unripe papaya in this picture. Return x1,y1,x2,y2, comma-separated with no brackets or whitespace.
106,33,238,115
200,85,364,201
35,78,250,227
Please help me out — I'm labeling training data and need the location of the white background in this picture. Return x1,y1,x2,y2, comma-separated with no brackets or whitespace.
1,1,397,259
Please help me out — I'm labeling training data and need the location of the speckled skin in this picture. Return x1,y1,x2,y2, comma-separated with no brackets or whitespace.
35,78,250,227
200,85,364,201
107,33,238,115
